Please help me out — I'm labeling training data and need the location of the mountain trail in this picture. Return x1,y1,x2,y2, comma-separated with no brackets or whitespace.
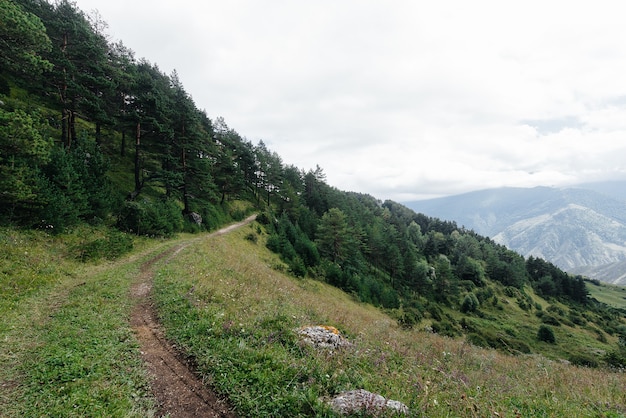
130,215,255,417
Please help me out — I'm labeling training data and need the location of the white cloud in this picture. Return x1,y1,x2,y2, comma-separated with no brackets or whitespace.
76,0,626,201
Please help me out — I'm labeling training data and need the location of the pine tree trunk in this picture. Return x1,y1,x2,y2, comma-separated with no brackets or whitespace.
120,130,126,157
132,121,141,198
61,107,68,147
60,33,70,148
120,94,127,156
95,123,101,146
182,148,189,213
69,108,77,148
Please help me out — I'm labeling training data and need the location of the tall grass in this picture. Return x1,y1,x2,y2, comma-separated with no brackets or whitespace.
154,225,626,417
0,226,139,310
0,228,69,310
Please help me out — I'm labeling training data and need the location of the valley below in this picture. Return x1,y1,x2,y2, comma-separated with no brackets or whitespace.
406,182,626,285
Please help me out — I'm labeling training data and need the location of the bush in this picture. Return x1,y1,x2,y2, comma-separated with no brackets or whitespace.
568,311,586,326
537,325,556,343
288,256,307,278
461,293,480,313
78,237,107,261
517,297,531,311
35,135,113,232
245,232,258,244
230,208,246,221
569,353,599,368
117,199,183,236
199,204,227,231
183,215,203,233
604,349,626,369
76,229,134,261
431,319,461,337
546,305,565,316
266,233,281,253
255,211,271,225
103,230,134,258
475,286,494,303
541,314,561,326
294,236,320,267
503,287,519,298
394,307,423,329
459,280,476,291
322,261,346,288
427,303,444,321
467,332,489,348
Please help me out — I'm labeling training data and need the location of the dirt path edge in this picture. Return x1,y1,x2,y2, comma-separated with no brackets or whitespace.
130,215,255,417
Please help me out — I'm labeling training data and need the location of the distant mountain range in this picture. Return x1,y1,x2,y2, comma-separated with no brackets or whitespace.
403,181,626,285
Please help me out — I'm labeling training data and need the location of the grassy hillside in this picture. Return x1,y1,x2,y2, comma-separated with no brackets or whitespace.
0,223,624,416
587,280,626,310
0,226,172,416
153,225,625,417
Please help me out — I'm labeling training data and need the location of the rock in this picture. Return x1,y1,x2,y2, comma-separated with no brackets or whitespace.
297,325,351,350
188,212,202,225
327,389,409,416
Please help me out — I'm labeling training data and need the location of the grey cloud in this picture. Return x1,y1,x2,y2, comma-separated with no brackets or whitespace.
76,0,626,201
522,116,583,135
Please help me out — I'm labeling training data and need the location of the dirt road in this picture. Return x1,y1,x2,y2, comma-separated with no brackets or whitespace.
130,215,255,417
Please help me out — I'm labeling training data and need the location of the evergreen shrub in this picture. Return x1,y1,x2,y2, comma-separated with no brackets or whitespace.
461,293,480,313
431,319,461,337
569,353,599,368
394,306,423,329
541,314,561,326
117,199,183,236
537,325,556,343
77,230,133,261
604,351,626,369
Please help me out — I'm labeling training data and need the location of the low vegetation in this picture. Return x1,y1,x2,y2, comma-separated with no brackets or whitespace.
0,227,176,416
587,279,626,310
1,221,624,417
152,226,625,417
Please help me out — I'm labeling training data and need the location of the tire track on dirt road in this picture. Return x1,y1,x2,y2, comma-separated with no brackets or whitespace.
130,215,255,417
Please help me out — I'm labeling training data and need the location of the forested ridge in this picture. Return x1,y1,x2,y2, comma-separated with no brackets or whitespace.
2,0,625,364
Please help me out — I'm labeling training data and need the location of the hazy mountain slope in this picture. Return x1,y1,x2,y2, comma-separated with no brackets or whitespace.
404,183,626,285
493,203,626,269
572,260,626,285
404,187,564,236
576,180,626,202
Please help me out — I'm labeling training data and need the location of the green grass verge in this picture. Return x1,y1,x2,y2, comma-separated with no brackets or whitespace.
14,266,154,417
0,230,177,417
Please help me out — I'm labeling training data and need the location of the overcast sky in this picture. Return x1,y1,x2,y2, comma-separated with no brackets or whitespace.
75,0,626,201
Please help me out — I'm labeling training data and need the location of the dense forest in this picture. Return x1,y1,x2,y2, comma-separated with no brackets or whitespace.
2,0,625,364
